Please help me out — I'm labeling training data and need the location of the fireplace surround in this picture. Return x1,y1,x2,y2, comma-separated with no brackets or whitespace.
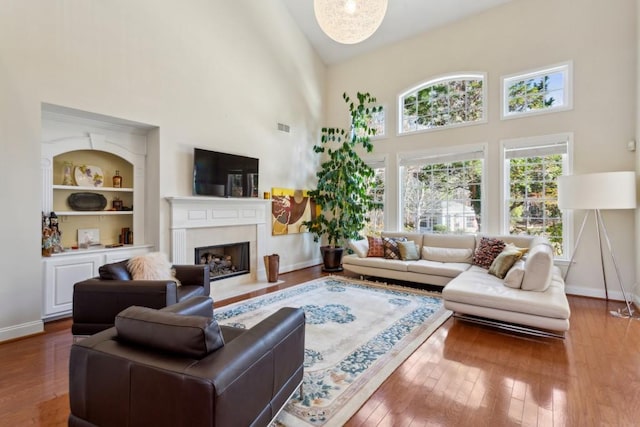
166,196,271,284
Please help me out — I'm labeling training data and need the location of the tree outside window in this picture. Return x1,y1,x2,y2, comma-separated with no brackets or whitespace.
400,74,485,134
362,167,385,236
502,62,572,119
402,158,483,234
507,154,564,256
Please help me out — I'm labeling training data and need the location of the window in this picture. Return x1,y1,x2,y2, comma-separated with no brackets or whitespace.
400,147,485,234
367,108,385,138
399,73,486,134
502,134,571,257
362,160,385,236
502,62,572,119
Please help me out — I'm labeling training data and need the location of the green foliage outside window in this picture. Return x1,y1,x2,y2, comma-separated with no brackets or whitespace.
508,155,564,255
402,159,482,234
402,78,484,132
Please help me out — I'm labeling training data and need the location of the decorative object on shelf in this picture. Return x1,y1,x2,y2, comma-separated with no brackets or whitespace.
67,192,108,211
62,161,74,185
120,227,133,245
74,165,104,187
263,191,271,199
558,171,638,319
314,0,388,44
112,197,123,211
78,228,100,248
112,169,122,188
271,188,318,235
42,212,53,256
303,92,382,272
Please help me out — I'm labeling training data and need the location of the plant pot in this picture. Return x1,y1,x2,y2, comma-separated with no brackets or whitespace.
320,245,344,272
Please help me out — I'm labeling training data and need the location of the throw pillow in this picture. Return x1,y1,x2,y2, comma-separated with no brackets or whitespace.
115,306,224,358
383,236,407,260
503,264,525,289
398,240,420,261
488,249,523,279
473,237,506,269
366,236,385,257
127,252,181,286
521,243,554,291
348,238,369,258
504,242,530,258
422,246,474,263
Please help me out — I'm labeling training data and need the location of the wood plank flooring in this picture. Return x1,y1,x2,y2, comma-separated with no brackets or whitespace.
1,266,639,426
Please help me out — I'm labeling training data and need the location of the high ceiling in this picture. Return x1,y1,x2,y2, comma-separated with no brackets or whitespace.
281,0,514,65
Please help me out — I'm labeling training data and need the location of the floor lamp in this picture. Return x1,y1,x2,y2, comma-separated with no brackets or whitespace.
558,171,637,318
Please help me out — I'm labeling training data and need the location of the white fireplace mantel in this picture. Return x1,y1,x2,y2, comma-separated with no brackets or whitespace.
166,196,272,280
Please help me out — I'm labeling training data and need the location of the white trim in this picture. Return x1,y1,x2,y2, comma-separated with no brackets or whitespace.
501,61,573,120
0,320,44,343
499,132,573,260
397,72,488,136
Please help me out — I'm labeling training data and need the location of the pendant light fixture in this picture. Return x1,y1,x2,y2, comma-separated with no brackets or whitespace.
313,0,388,45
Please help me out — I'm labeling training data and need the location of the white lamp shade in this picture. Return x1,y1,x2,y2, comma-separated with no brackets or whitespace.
558,171,637,210
314,0,388,44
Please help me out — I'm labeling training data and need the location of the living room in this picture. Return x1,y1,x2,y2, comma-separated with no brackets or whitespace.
1,0,639,424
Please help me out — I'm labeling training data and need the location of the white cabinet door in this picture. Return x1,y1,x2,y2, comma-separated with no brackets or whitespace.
42,254,102,319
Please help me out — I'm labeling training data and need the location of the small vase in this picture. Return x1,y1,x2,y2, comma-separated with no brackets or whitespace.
62,161,73,186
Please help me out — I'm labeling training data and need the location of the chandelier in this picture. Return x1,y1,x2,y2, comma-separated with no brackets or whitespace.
313,0,388,45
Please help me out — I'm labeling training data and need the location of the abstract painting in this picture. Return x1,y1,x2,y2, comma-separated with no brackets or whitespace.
271,188,318,235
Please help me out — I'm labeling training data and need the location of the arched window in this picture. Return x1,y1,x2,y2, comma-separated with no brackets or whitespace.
399,73,486,134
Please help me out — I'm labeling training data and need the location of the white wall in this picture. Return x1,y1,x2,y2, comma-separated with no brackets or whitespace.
326,0,637,299
0,0,325,341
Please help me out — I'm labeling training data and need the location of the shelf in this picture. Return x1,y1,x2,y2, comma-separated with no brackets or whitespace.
56,210,133,216
53,185,133,192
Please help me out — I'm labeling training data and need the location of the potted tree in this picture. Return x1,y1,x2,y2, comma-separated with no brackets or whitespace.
304,92,382,271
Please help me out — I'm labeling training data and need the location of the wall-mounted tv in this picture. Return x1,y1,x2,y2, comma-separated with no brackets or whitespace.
193,148,259,198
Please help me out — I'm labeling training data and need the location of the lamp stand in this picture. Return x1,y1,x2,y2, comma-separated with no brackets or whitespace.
564,209,637,318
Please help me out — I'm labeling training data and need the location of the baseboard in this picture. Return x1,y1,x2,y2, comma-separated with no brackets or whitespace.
279,258,322,274
565,285,635,303
0,320,44,343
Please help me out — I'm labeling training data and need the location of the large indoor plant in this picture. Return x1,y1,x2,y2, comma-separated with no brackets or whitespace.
304,92,382,271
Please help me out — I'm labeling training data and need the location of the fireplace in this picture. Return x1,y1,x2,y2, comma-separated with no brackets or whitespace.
195,241,250,281
167,196,271,284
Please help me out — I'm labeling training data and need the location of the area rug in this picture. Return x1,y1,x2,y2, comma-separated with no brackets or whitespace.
214,276,452,426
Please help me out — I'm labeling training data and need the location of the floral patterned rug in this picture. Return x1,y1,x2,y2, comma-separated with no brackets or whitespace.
214,276,451,426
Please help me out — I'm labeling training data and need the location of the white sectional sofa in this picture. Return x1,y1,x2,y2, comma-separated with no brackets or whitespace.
343,232,571,337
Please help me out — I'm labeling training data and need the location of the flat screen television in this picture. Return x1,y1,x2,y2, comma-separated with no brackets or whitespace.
193,148,259,198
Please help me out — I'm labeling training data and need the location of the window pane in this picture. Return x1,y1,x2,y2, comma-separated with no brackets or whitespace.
506,151,566,256
402,158,483,234
400,75,485,133
503,64,570,118
363,167,385,236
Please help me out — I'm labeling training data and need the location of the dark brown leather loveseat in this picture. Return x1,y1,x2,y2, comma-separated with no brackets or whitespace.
69,296,306,427
72,259,210,336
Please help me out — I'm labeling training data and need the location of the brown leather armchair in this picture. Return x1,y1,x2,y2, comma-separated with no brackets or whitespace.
72,260,210,336
68,296,306,427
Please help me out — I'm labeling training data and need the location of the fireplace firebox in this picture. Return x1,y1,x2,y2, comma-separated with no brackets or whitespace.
195,241,250,282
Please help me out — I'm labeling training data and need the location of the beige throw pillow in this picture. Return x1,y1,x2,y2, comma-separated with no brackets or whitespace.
521,244,554,291
488,249,523,279
348,239,369,258
127,252,181,286
398,240,420,261
503,265,525,288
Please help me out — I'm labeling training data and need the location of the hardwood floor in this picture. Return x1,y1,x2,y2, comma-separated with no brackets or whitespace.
1,266,639,426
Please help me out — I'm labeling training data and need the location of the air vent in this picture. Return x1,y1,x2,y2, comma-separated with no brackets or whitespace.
277,123,290,133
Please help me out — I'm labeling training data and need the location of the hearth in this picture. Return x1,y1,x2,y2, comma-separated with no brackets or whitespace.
195,241,250,281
